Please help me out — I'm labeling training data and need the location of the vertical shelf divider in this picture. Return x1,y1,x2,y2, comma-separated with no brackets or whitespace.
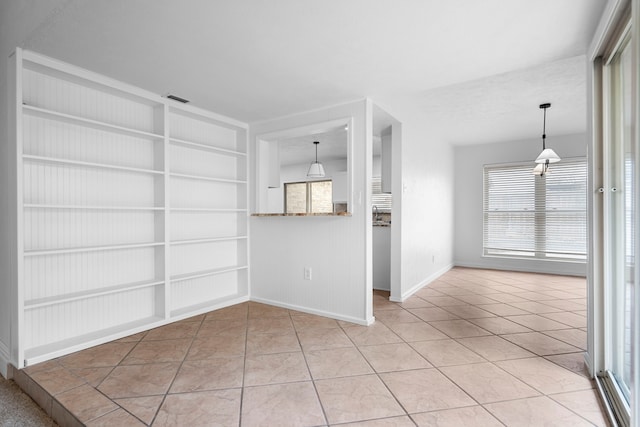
11,48,26,368
161,103,171,320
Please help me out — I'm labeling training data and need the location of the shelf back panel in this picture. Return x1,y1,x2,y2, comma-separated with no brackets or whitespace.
24,246,161,301
170,271,239,313
23,114,160,171
24,209,160,251
169,111,238,152
24,286,160,350
170,240,244,277
23,162,161,207
23,68,158,134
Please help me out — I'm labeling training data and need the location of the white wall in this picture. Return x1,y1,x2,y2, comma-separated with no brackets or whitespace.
397,117,455,299
249,100,373,324
454,133,588,276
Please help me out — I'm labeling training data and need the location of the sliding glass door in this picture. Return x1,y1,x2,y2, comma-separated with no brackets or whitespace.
602,22,633,424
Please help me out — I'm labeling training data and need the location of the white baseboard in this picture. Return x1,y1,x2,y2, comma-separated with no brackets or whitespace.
250,296,374,326
390,263,454,302
453,260,586,277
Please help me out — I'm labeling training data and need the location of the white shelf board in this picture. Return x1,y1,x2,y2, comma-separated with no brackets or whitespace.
170,137,246,157
22,52,164,109
169,294,248,319
169,172,246,184
170,236,248,246
25,279,164,309
169,207,247,212
168,103,247,130
24,204,164,211
23,104,164,140
23,154,163,175
170,265,249,283
23,315,165,366
24,241,164,257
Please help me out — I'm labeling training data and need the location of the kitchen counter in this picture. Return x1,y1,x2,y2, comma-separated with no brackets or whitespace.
252,212,351,217
373,221,391,227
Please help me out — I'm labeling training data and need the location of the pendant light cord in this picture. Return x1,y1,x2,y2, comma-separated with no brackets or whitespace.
542,107,547,150
313,141,319,163
540,103,550,150
536,103,552,178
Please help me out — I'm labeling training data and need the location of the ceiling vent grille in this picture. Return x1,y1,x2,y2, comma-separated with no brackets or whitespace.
163,93,190,103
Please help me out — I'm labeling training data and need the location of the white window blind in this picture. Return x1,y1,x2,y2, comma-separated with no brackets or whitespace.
284,180,333,213
483,159,587,260
372,177,392,212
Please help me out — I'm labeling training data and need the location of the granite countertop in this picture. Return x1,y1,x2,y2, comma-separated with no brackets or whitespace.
252,212,352,217
373,221,391,227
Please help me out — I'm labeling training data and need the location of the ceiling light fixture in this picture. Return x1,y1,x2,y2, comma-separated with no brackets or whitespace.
307,141,325,178
533,103,560,176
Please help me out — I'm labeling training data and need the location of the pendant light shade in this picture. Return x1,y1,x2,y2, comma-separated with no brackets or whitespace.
307,141,325,178
535,148,561,164
533,103,560,176
307,162,325,177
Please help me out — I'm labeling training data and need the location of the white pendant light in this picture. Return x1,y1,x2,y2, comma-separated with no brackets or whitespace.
532,163,551,176
535,148,561,164
307,141,325,178
533,103,560,176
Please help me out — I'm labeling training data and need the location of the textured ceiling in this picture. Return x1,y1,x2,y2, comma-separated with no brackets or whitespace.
3,0,607,145
403,55,588,145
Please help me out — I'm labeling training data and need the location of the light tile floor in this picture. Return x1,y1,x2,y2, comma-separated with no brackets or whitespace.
14,267,610,426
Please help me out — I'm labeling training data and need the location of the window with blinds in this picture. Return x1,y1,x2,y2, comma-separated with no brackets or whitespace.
372,176,392,212
483,159,587,261
284,180,333,213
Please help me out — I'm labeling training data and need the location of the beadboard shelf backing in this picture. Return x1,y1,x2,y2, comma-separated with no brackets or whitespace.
8,48,249,368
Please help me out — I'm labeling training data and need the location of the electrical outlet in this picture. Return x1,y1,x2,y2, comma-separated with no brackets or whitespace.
304,267,312,280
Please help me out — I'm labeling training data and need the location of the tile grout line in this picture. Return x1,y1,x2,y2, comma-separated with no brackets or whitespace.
379,285,594,424
386,306,500,422
292,313,331,427
34,334,146,426
546,390,610,426
237,302,251,427
375,297,510,426
336,317,415,425
146,315,207,426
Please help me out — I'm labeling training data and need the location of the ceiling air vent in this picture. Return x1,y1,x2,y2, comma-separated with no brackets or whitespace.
163,93,190,104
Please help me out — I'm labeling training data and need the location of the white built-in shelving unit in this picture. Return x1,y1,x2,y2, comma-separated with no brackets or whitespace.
8,48,249,368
